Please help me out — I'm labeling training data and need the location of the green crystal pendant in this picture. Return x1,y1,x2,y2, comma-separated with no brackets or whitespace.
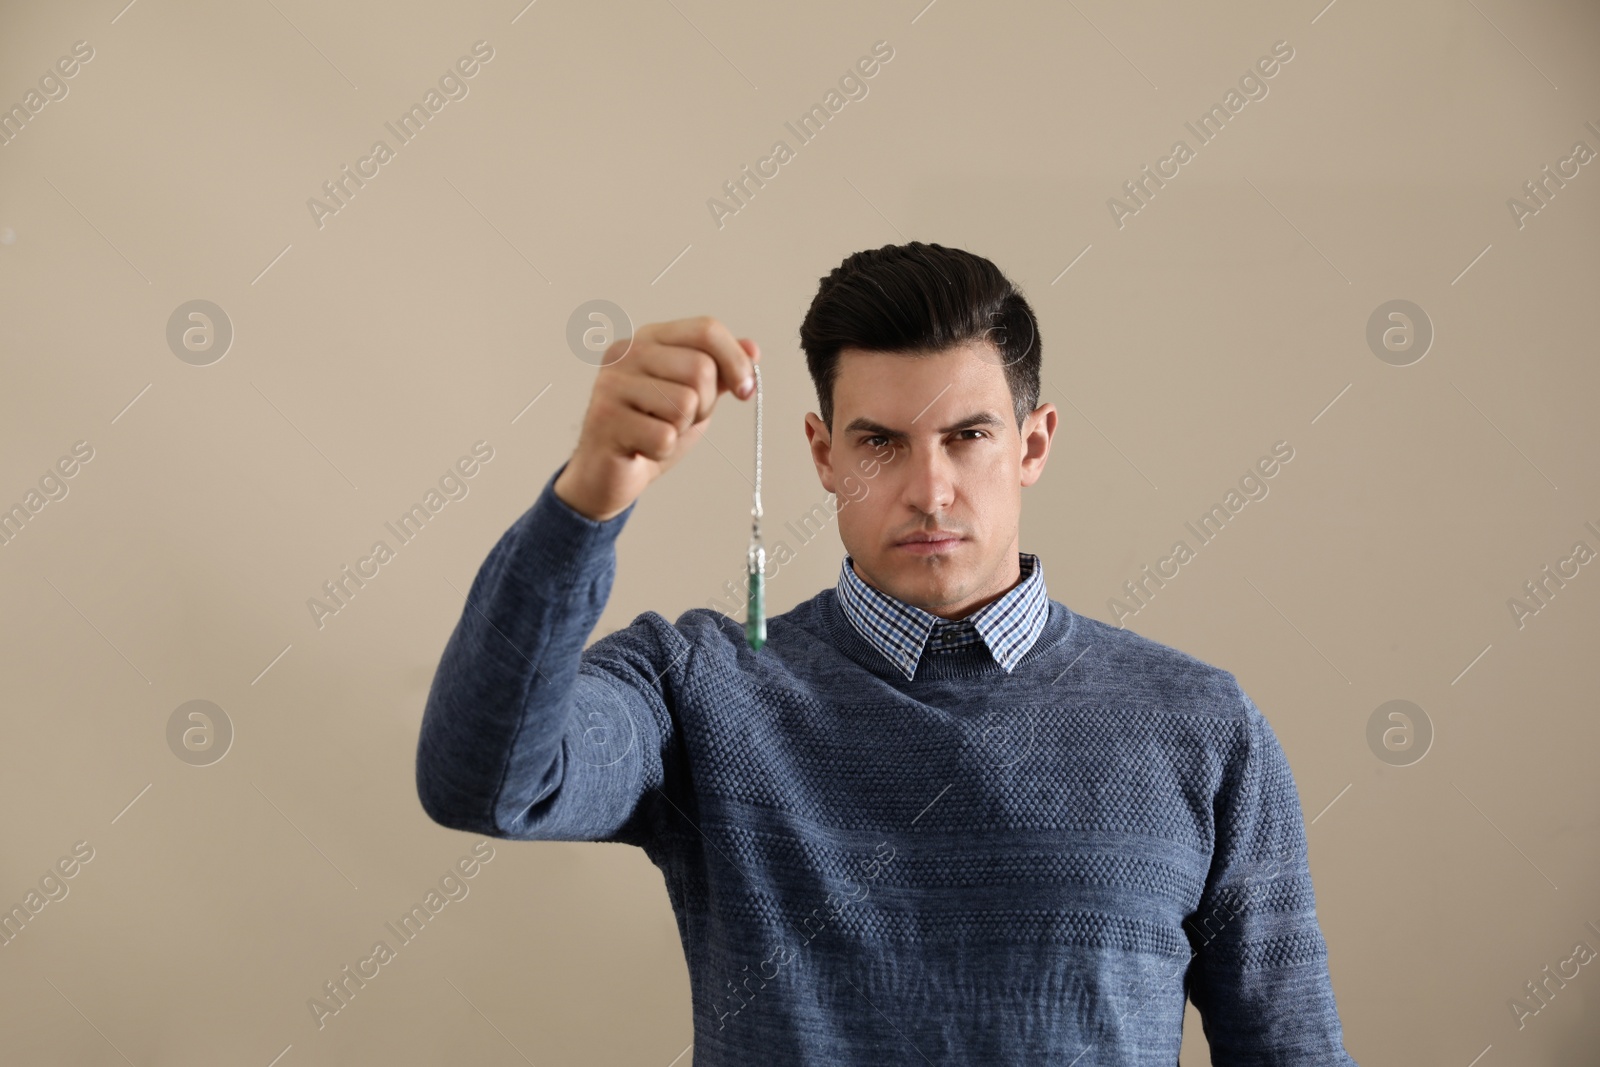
745,546,766,651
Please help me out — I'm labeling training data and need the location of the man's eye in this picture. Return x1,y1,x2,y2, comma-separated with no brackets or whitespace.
958,430,988,441
864,435,889,448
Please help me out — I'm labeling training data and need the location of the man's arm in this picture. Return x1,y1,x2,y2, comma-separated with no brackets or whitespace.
419,313,755,844
417,316,755,846
1183,680,1359,1064
414,460,690,847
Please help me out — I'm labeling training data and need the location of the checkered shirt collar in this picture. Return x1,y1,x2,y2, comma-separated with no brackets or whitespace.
835,550,1048,681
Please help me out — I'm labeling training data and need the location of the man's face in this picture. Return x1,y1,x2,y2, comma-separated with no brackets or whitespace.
803,342,1056,621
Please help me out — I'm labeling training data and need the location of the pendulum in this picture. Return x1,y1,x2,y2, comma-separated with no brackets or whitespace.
745,364,766,651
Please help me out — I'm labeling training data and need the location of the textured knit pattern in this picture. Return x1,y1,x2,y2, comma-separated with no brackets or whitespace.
415,462,1359,1066
836,550,1049,679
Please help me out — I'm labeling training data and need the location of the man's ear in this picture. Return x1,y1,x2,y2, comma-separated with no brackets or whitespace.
1019,403,1057,488
804,412,836,494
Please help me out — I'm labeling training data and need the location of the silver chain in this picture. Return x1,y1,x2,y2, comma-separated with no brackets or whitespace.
743,363,767,650
750,363,763,543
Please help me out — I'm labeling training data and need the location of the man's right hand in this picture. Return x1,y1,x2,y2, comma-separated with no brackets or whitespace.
553,316,760,522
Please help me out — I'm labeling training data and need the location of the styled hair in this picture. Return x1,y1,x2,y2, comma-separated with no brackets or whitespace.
798,241,1042,433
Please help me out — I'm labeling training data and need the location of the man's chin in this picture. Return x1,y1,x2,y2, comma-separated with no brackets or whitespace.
877,560,968,605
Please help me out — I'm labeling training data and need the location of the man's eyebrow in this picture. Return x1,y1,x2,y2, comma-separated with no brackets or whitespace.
840,411,1006,439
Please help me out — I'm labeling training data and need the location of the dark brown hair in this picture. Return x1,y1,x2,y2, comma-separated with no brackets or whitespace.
799,241,1042,432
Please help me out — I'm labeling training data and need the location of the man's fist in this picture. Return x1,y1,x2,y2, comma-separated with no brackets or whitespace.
553,315,759,522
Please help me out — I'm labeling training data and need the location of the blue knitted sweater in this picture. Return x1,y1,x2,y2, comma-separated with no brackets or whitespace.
415,462,1359,1065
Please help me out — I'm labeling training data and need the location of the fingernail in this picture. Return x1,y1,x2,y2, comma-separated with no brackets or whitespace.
738,378,753,398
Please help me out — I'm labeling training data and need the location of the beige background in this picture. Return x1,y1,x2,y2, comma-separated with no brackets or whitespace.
2,0,1597,1063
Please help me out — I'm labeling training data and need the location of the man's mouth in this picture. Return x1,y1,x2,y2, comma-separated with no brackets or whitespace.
895,533,963,554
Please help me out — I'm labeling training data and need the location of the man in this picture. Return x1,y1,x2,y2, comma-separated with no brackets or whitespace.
415,241,1359,1064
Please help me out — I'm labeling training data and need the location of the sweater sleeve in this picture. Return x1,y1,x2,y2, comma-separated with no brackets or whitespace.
414,460,691,850
1183,681,1359,1065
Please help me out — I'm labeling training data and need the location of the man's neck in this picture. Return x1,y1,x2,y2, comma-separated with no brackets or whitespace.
852,549,1024,622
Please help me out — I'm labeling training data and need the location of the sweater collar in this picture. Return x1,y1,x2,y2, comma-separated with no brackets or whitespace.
834,551,1050,681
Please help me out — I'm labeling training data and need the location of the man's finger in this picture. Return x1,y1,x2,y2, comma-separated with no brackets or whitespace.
650,316,755,399
629,342,722,424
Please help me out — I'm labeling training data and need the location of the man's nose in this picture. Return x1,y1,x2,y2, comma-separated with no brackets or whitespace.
902,443,955,515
